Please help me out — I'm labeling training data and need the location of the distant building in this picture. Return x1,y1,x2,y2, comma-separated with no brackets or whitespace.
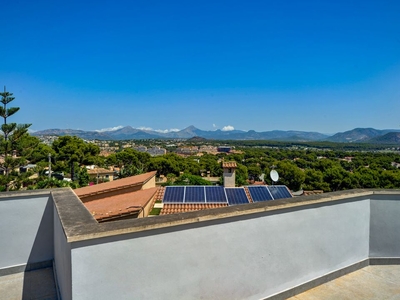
392,162,400,168
134,145,148,152
199,145,218,154
87,167,115,183
147,146,167,156
134,145,166,156
340,157,354,163
218,146,231,153
176,146,199,155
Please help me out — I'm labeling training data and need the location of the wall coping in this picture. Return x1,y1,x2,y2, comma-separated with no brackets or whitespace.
47,188,400,243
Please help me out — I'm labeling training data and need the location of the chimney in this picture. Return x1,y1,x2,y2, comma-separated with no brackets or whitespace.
222,161,237,187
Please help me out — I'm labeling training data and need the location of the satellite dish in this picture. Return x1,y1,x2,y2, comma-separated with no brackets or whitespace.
270,170,279,182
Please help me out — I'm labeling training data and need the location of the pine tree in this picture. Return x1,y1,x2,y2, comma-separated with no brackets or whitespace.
0,87,31,191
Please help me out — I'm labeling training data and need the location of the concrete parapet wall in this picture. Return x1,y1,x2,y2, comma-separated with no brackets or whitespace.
50,189,400,299
0,191,54,274
370,194,400,258
69,198,370,299
53,200,72,300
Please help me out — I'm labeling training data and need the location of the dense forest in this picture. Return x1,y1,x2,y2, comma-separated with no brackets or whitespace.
1,132,400,192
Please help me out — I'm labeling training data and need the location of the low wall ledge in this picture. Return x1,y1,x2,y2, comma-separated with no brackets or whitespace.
48,188,400,243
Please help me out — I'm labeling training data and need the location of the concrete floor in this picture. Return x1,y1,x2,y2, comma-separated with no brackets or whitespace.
1,265,399,299
289,265,400,300
0,267,58,300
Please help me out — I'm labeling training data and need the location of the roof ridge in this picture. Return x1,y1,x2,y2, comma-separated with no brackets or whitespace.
75,171,157,197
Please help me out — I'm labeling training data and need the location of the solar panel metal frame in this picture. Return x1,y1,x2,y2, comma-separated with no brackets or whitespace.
248,186,273,202
205,186,228,203
267,185,292,200
225,188,249,205
163,186,185,203
184,186,206,203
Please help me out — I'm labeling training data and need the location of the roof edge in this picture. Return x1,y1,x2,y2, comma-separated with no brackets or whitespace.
77,171,157,198
57,188,384,243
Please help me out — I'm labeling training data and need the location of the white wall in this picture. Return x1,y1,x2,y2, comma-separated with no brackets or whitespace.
69,199,370,300
54,202,72,300
0,195,53,272
370,196,400,258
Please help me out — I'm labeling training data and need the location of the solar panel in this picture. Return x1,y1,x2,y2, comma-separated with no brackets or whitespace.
248,186,273,202
205,186,227,203
163,186,185,203
225,188,249,205
185,186,206,203
267,185,292,200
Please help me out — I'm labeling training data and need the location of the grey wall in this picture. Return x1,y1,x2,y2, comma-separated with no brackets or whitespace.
70,199,370,300
0,195,53,271
370,196,400,258
53,202,72,300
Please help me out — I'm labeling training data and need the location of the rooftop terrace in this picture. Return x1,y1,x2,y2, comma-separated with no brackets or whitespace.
1,188,400,299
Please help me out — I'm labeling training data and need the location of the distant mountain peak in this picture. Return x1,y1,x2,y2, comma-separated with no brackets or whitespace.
31,126,400,144
184,125,198,130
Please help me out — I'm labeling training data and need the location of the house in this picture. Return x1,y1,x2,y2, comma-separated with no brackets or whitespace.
84,187,158,221
87,167,115,182
74,171,158,221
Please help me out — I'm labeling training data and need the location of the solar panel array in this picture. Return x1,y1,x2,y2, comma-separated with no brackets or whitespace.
225,188,249,205
267,185,293,200
185,186,205,203
248,186,273,202
163,186,229,203
163,186,185,203
205,186,228,203
162,185,292,204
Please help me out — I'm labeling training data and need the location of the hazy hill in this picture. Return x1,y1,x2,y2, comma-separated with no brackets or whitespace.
369,132,400,144
34,125,329,141
325,128,397,143
32,125,400,144
33,129,113,140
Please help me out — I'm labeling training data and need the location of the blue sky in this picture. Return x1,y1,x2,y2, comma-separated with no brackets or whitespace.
1,0,399,134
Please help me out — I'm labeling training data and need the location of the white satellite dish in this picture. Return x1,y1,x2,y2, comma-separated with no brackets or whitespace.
270,170,279,183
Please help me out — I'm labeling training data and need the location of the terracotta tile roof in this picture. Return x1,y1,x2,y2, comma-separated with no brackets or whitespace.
303,190,324,196
222,161,237,168
251,181,266,185
84,187,158,222
243,187,253,203
160,203,228,215
155,186,165,201
87,168,114,175
75,171,157,197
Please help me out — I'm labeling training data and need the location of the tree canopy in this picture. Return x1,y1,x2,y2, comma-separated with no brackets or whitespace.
0,88,31,190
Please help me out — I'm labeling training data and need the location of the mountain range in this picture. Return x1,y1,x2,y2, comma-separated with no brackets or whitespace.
32,126,400,144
